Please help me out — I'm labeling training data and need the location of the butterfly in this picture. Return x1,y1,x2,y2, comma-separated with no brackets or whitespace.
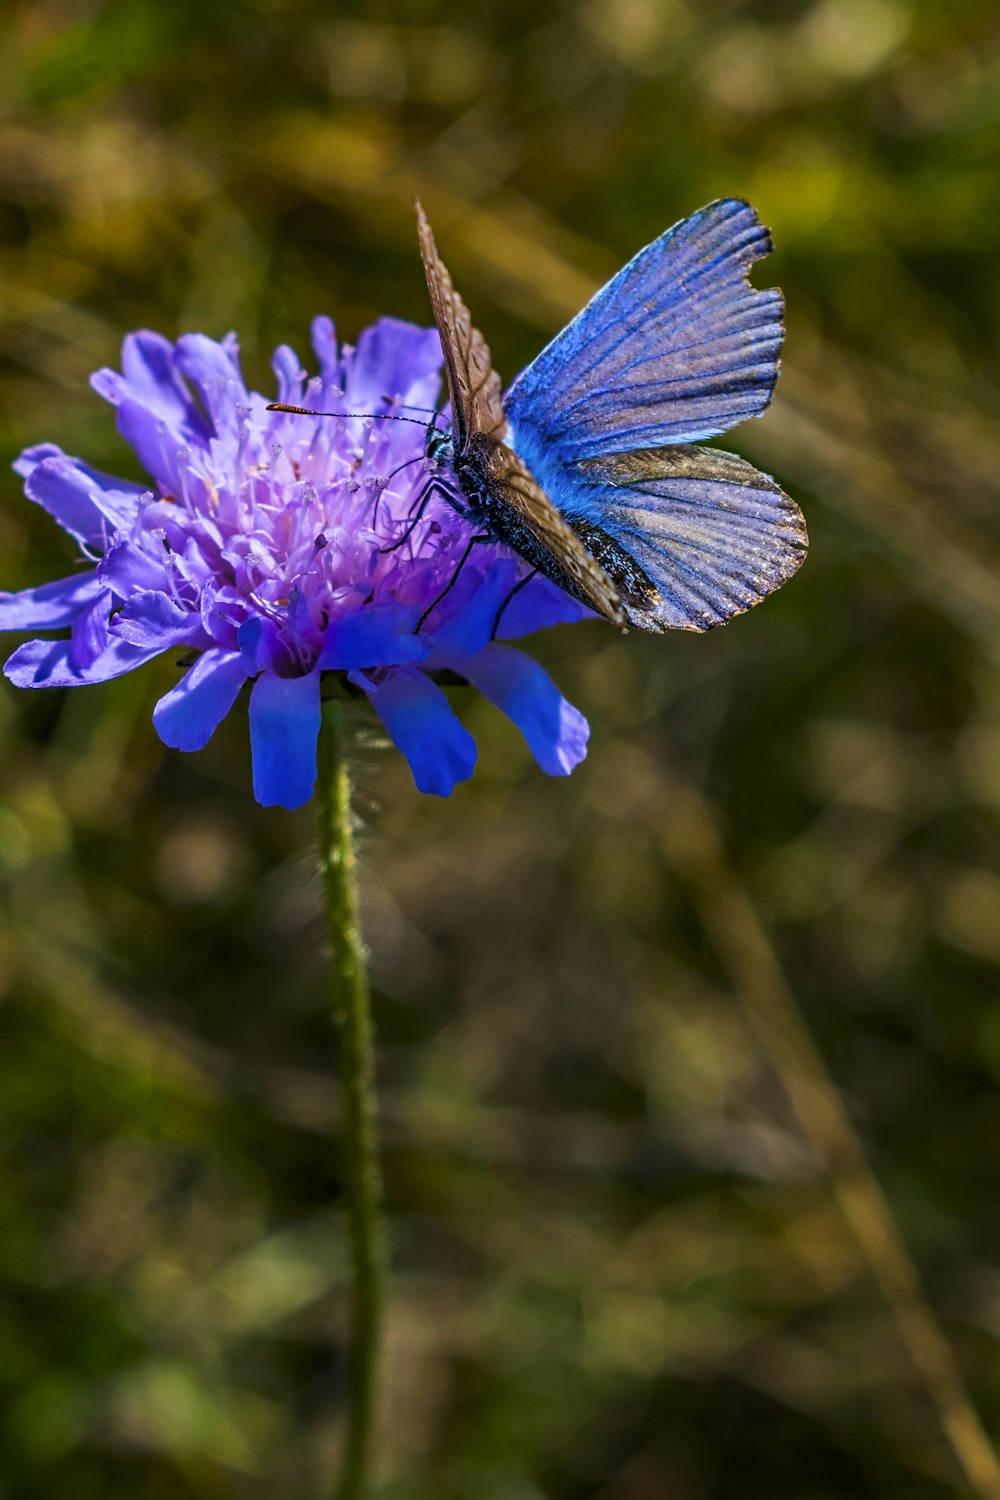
414,196,807,634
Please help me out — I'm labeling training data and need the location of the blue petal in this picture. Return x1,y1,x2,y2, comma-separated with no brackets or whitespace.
25,455,143,549
0,571,103,631
111,590,205,650
364,668,477,796
428,559,514,658
496,574,594,639
459,644,589,776
319,605,426,670
153,648,248,752
249,670,322,809
4,636,161,688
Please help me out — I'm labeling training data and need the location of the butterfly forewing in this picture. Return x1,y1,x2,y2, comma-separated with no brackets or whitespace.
415,199,625,629
415,201,507,445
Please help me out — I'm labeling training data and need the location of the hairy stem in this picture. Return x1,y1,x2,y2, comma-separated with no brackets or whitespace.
317,697,385,1500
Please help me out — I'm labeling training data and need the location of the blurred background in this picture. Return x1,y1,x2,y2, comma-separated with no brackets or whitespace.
2,0,1000,1495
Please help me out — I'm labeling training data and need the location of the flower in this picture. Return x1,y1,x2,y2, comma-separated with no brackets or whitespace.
0,318,591,807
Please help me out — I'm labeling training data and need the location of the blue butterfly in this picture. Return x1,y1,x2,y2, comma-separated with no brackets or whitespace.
415,197,807,633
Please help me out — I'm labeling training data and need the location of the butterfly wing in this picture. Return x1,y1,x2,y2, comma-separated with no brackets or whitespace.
563,446,807,633
414,199,507,446
505,198,783,468
415,200,625,629
479,437,625,627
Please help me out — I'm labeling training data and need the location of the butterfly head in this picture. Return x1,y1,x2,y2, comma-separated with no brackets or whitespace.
426,425,452,462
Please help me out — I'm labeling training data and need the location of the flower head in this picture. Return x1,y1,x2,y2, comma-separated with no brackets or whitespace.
0,318,590,807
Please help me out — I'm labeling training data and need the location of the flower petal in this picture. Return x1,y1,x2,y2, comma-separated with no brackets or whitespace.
428,557,514,658
319,604,426,670
4,636,161,688
272,344,304,405
115,398,188,494
91,330,212,440
364,667,477,796
111,590,206,650
249,669,322,809
153,648,248,752
25,455,144,549
458,643,589,775
311,316,339,387
13,442,62,480
495,574,594,639
175,333,247,434
346,318,443,409
99,535,172,598
71,589,113,669
0,571,103,631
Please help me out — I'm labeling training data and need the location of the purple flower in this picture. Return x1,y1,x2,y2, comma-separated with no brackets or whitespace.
0,318,591,808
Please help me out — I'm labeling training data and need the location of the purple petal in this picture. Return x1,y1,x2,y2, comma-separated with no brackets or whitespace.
111,590,205,650
319,604,427,670
4,636,161,688
310,317,339,385
249,669,321,809
99,536,171,598
364,667,477,796
116,399,187,494
272,344,304,405
153,648,248,752
13,442,62,480
346,318,443,409
0,571,103,631
91,330,211,439
175,334,247,433
458,643,589,775
71,589,113,669
25,456,144,549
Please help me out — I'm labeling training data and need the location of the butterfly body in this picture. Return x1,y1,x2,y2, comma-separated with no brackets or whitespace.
415,197,806,635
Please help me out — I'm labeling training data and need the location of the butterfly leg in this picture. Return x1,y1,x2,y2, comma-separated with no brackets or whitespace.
371,453,425,530
417,534,492,632
378,477,457,555
490,568,538,640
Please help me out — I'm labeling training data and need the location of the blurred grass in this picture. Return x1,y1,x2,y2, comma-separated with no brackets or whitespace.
2,0,1000,1496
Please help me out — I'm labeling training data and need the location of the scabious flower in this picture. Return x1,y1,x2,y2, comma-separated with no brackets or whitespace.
0,318,591,807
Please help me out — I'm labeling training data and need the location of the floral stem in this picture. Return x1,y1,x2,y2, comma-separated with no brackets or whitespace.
317,696,385,1500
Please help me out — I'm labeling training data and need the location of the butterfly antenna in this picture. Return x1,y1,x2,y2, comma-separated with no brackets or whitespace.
267,403,437,429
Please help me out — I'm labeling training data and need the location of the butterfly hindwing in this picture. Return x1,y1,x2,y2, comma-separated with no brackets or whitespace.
505,198,783,470
562,445,807,632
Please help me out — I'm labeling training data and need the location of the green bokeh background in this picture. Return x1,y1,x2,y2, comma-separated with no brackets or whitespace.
2,1,1000,1495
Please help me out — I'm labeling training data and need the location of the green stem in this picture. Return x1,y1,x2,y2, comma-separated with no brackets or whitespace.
317,697,385,1500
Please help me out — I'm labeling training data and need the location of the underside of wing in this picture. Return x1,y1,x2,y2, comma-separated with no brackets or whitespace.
481,438,625,628
414,200,508,446
561,445,807,633
505,199,782,468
